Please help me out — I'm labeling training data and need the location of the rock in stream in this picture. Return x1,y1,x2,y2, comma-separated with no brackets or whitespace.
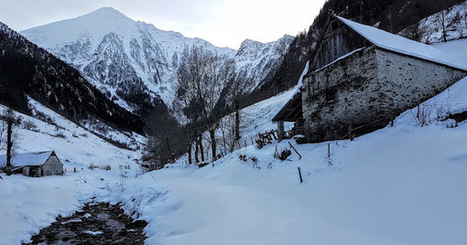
23,201,147,244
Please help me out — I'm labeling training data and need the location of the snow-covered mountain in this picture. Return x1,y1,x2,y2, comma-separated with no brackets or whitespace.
21,7,293,115
0,20,143,137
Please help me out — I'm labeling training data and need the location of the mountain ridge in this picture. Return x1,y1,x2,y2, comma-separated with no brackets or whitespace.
21,7,291,118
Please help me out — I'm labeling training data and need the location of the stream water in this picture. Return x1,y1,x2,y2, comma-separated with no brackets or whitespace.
23,201,147,244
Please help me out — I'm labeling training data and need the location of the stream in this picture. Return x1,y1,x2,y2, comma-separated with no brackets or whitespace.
23,201,147,244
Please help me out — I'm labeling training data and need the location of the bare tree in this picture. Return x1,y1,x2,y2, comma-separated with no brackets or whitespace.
218,114,239,154
205,56,236,160
434,8,450,42
176,46,236,162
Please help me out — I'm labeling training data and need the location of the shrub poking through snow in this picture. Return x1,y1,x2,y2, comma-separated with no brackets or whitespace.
411,104,433,127
22,120,37,130
274,145,291,161
239,154,260,168
239,154,248,161
55,132,66,139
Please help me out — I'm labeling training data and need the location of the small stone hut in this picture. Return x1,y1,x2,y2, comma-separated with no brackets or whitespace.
273,15,467,142
0,151,64,177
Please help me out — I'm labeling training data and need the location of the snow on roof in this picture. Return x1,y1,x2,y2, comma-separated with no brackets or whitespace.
336,16,467,71
0,151,54,167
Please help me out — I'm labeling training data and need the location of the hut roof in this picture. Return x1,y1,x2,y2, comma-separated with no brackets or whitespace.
0,151,55,167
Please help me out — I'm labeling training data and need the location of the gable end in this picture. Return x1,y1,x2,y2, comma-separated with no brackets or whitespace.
310,16,370,72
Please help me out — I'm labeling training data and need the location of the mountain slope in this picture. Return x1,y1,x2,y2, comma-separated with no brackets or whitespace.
399,1,467,43
21,7,292,116
0,21,144,135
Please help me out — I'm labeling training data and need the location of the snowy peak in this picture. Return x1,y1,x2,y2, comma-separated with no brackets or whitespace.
234,35,294,92
87,7,127,18
236,35,293,59
22,7,137,50
236,39,264,59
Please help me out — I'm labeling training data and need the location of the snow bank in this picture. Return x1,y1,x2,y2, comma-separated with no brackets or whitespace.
118,119,467,244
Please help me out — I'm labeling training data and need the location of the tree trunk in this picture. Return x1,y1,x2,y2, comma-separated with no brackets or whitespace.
187,143,192,165
198,136,205,162
442,10,447,42
194,139,200,164
209,129,216,161
6,119,12,176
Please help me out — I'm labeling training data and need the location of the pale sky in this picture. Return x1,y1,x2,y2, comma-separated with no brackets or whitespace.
0,0,326,49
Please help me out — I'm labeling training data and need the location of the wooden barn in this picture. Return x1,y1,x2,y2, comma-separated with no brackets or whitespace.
0,151,64,177
273,15,467,142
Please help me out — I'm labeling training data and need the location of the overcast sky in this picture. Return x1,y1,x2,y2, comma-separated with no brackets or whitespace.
0,0,326,49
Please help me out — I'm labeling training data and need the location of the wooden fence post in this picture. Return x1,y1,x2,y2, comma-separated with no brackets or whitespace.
288,142,302,159
298,167,303,183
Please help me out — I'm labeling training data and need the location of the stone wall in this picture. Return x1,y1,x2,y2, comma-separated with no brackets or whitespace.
375,49,466,111
302,46,467,142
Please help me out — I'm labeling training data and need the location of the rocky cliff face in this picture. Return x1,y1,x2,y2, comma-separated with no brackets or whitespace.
21,7,292,117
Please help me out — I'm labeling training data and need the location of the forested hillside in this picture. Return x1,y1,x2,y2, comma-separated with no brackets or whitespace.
0,22,144,135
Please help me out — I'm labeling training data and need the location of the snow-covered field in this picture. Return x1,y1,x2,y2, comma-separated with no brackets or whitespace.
1,39,467,245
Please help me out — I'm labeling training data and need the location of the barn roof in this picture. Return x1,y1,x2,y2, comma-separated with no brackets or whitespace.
272,92,302,122
336,16,467,71
0,151,54,167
